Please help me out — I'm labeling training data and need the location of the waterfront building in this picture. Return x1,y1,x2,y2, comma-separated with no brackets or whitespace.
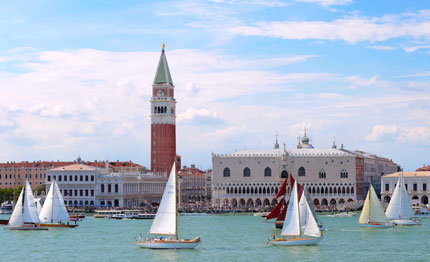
211,133,399,208
0,159,146,190
381,168,430,205
44,161,166,208
150,46,178,176
178,165,209,205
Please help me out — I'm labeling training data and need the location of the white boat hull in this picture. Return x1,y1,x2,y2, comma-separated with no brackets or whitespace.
135,237,200,249
391,219,422,226
271,237,322,246
359,223,394,228
5,225,48,230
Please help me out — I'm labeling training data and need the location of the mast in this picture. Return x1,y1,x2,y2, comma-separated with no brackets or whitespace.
368,184,371,222
175,163,178,240
51,179,55,223
399,173,403,219
296,182,301,236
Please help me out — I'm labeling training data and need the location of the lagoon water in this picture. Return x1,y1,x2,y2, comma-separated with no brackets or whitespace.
1,213,429,262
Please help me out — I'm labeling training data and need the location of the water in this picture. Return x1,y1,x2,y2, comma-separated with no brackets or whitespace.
1,213,429,262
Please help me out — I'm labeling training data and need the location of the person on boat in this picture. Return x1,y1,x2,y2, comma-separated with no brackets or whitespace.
272,232,275,240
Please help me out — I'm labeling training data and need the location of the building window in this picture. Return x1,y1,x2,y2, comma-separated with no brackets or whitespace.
101,184,105,193
264,167,271,177
59,175,62,182
75,175,78,181
223,168,230,177
385,183,389,192
281,170,288,178
340,169,348,178
64,175,67,181
405,184,408,190
243,167,251,177
80,176,83,181
85,176,89,181
424,183,427,191
47,175,51,182
108,184,112,193
91,176,94,181
75,189,78,196
80,189,83,196
413,183,417,191
319,170,326,179
85,189,89,196
298,167,306,177
91,190,94,196
115,184,119,193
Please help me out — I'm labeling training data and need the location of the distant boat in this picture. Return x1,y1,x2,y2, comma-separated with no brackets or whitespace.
385,173,422,226
271,180,322,246
6,180,48,230
39,179,78,228
359,184,394,228
135,162,201,249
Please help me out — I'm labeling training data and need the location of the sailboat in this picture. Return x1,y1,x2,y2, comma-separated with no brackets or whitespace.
39,179,78,228
358,184,394,228
299,186,325,231
385,173,422,226
135,162,201,249
6,180,48,230
271,181,322,246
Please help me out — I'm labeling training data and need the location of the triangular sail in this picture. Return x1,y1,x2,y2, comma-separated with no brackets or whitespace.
23,180,40,223
280,181,300,236
40,180,69,222
266,198,284,220
369,184,389,223
275,178,287,200
36,199,42,215
299,189,308,227
358,188,371,224
303,201,321,237
386,174,415,220
149,162,177,236
8,188,24,227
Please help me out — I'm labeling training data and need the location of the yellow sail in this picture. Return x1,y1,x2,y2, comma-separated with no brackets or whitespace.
358,188,370,224
369,184,389,223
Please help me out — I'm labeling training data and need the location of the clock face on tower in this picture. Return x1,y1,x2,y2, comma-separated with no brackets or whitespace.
157,89,165,97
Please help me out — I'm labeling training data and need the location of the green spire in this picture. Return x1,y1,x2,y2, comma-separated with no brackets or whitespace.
153,45,173,85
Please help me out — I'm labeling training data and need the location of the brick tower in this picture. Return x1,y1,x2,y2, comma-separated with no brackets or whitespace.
150,45,176,176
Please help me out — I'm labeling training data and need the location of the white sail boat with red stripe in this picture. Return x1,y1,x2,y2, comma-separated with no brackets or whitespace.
135,162,201,249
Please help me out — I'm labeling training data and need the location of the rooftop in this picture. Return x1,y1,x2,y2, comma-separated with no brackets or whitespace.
50,164,95,171
384,171,430,178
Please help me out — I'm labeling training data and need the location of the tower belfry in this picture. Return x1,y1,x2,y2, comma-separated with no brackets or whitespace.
150,45,176,176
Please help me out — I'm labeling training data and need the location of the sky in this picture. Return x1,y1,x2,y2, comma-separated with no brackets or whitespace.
0,0,429,171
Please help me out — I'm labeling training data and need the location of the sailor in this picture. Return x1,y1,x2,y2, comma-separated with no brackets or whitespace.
272,232,276,240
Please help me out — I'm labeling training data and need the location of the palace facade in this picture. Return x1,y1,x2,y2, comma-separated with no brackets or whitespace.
212,134,399,208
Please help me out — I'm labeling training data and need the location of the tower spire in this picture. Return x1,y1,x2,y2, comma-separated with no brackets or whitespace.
154,44,173,85
274,132,279,149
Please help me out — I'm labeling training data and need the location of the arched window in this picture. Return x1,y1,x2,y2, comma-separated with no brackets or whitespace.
298,167,306,176
281,170,288,178
264,167,271,177
319,170,326,179
341,169,348,178
351,187,355,194
243,167,251,177
108,184,112,193
226,188,230,194
115,184,119,193
223,167,231,177
263,187,266,194
101,184,105,193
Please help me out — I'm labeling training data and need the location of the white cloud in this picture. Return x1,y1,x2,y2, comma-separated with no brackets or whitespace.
318,93,345,100
227,11,430,44
400,126,430,142
346,75,378,90
366,45,396,50
402,45,430,53
294,0,352,7
365,125,398,141
398,71,430,78
177,108,224,125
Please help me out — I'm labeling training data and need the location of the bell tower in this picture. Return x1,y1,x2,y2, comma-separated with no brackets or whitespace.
150,45,176,176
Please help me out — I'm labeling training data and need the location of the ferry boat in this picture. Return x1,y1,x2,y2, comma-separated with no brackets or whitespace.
0,201,13,214
133,213,156,219
94,210,122,218
112,214,134,220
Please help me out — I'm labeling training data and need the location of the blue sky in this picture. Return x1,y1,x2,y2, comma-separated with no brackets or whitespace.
0,0,429,171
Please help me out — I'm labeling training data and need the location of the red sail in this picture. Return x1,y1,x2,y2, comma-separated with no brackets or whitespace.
276,200,289,222
266,198,285,220
276,174,304,222
275,178,288,199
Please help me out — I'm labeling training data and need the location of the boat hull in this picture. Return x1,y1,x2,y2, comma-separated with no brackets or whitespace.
360,223,394,228
391,219,422,226
135,237,200,249
39,223,79,228
271,237,322,246
5,225,48,230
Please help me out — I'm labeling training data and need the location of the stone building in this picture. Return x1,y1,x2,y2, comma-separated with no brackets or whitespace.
45,162,167,208
381,169,430,205
178,165,209,205
212,133,399,208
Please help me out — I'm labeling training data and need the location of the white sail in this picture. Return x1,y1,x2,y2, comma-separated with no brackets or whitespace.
23,180,40,223
281,181,300,236
149,163,177,236
369,184,389,223
8,188,24,227
358,188,371,224
303,200,321,237
39,180,69,222
36,199,42,215
385,174,415,220
299,188,308,227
